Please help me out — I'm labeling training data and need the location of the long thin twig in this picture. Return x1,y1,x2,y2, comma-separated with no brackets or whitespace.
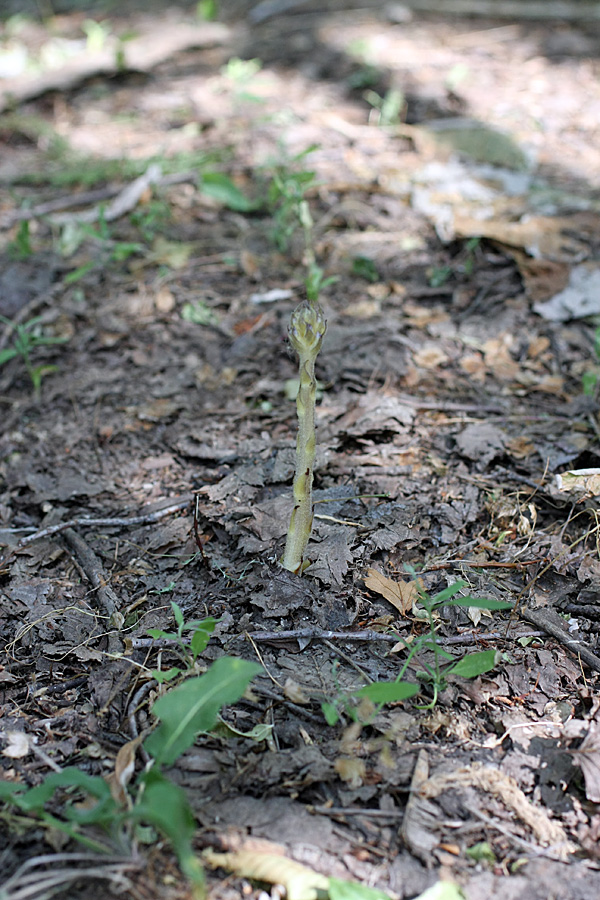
62,528,122,655
232,627,545,647
0,498,191,568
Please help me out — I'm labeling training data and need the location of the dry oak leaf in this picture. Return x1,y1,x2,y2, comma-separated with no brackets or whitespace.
364,568,422,616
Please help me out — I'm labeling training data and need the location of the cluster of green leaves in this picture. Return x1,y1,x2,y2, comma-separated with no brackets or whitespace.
147,601,216,683
0,654,261,896
323,577,511,724
428,237,481,288
0,314,69,395
267,145,320,254
364,88,405,127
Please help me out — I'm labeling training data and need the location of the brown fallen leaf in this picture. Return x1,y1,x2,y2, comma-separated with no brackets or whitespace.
556,468,600,497
570,721,600,803
334,756,366,788
364,567,422,616
106,732,147,807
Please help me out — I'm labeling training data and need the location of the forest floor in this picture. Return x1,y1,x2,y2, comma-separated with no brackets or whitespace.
2,2,600,899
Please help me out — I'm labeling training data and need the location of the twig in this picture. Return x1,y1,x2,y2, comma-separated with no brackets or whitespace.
0,498,191,567
520,606,600,674
236,627,544,647
62,528,122,655
399,1,600,21
127,680,156,764
310,805,403,820
0,171,197,228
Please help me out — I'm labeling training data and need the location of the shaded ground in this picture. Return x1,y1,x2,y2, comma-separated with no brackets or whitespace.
2,2,600,899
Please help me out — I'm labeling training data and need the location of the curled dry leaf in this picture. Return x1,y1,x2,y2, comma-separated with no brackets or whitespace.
570,720,600,803
203,849,329,900
284,677,310,705
334,756,366,789
1,730,31,759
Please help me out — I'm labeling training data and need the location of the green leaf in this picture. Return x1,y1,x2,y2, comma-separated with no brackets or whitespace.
133,769,204,889
181,301,219,326
329,877,391,900
446,596,512,611
144,656,261,765
0,347,18,365
171,601,185,630
351,255,379,283
64,262,95,284
322,702,340,726
190,620,216,657
147,628,177,640
200,172,254,211
449,649,498,679
152,667,183,683
0,780,25,801
356,681,419,704
15,768,115,827
412,881,466,900
421,641,455,661
465,841,496,862
429,582,467,604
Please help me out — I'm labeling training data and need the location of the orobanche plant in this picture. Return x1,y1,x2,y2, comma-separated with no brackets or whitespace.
281,298,327,574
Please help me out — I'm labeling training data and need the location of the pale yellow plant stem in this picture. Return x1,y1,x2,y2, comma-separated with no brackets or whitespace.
282,301,326,574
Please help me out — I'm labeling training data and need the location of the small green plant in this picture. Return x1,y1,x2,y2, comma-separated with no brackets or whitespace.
147,601,217,683
221,56,263,105
82,19,111,53
364,88,405,126
323,576,511,722
305,261,338,303
0,656,261,897
351,255,379,283
197,0,218,20
0,315,69,395
267,145,319,253
427,237,481,287
8,219,33,260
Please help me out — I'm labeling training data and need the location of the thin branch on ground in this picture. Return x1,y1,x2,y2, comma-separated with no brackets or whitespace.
0,497,191,568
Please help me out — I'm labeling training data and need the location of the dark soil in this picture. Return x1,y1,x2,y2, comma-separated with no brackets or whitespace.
2,3,600,899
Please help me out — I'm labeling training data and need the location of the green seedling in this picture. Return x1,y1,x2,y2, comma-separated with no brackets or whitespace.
197,0,218,20
181,301,219,327
384,573,511,710
130,199,172,241
281,300,327,574
82,19,111,53
147,601,217,683
347,65,381,91
305,262,338,303
323,575,511,722
0,655,261,898
8,219,33,260
364,88,405,126
0,315,69,395
221,56,263,105
427,237,481,287
267,145,319,253
351,255,379,283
